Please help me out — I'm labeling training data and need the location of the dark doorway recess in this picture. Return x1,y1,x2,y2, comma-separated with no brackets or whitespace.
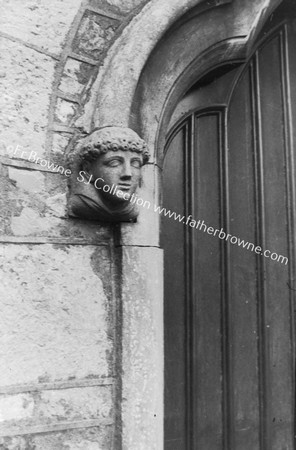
162,2,296,449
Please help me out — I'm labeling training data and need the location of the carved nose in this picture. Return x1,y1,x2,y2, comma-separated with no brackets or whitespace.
121,163,132,178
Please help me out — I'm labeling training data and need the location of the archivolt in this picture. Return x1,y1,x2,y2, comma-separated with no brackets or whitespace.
81,0,282,161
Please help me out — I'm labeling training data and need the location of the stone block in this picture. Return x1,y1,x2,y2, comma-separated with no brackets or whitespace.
0,166,64,236
0,244,113,386
8,167,46,194
50,132,72,166
0,427,113,450
0,386,112,427
0,395,34,423
0,164,112,241
58,58,96,98
0,0,83,56
72,11,119,60
121,246,163,450
89,0,148,15
32,427,112,449
0,38,54,160
51,133,72,158
120,164,161,247
37,386,112,422
0,436,27,450
55,99,79,126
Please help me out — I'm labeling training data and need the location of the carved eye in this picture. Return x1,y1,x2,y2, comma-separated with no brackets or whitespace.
131,159,142,168
107,159,121,167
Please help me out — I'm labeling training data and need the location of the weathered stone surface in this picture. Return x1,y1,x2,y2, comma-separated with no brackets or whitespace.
90,0,211,130
0,395,34,422
0,435,27,450
90,0,148,15
58,59,96,98
0,165,67,236
0,386,112,427
121,246,163,450
8,167,45,193
10,206,62,236
72,11,119,60
0,0,83,56
0,164,112,241
55,99,79,126
50,132,72,167
0,38,54,160
37,386,112,422
0,427,113,450
120,163,160,246
51,133,72,157
0,244,113,386
38,426,113,449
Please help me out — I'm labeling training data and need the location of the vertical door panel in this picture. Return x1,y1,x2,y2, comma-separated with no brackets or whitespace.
227,68,260,449
256,30,293,449
193,113,224,450
163,126,188,450
164,3,296,449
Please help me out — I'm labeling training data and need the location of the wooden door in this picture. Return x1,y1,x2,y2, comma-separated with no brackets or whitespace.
163,2,296,449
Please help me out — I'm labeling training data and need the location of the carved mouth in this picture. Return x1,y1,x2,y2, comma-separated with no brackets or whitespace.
118,184,132,191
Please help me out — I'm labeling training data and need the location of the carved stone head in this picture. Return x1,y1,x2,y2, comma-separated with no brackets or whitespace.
67,127,150,222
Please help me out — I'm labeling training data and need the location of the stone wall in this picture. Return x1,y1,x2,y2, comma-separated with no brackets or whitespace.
0,0,149,448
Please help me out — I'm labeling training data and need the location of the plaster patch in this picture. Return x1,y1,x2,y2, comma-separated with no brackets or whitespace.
11,207,60,235
45,193,67,217
0,394,34,422
55,98,78,125
58,58,96,97
8,167,45,193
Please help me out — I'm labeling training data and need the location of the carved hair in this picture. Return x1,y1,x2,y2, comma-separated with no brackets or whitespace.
67,126,149,222
72,126,150,165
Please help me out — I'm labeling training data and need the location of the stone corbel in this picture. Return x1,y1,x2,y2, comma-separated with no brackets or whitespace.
67,126,150,223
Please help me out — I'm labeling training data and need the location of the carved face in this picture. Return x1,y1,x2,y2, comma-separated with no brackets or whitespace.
86,149,143,204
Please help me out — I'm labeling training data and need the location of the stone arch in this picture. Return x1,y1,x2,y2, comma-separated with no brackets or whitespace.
80,0,283,153
76,0,284,249
130,0,283,163
81,0,233,131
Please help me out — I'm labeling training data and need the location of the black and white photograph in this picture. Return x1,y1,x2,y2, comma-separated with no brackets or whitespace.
0,0,295,449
